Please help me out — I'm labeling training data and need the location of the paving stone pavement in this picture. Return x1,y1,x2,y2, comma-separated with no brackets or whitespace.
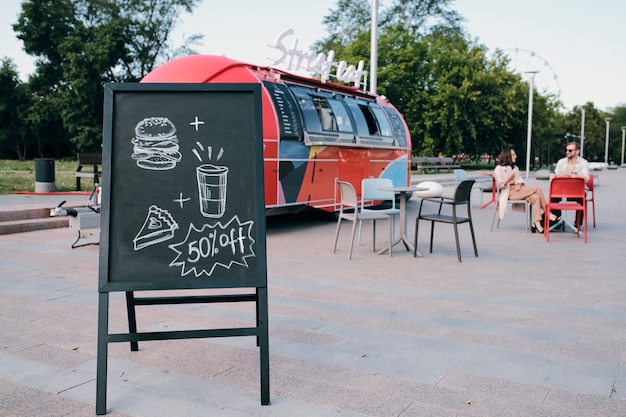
1,169,625,416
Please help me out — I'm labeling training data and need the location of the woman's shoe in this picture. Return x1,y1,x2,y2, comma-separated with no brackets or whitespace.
532,222,544,233
546,213,560,227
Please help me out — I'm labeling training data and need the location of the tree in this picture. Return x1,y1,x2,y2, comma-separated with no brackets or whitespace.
380,0,462,36
524,91,563,169
413,32,531,160
606,104,626,164
0,59,33,160
12,0,202,153
316,0,461,54
559,103,607,163
27,87,72,159
316,0,561,166
318,0,376,51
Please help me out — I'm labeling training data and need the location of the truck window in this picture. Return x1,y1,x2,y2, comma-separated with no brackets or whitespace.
358,104,380,135
312,96,353,133
370,106,393,137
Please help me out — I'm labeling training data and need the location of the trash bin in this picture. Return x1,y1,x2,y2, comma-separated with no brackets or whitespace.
35,158,56,192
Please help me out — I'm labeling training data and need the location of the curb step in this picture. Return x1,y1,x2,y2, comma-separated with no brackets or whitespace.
0,216,69,235
0,206,80,235
0,207,51,223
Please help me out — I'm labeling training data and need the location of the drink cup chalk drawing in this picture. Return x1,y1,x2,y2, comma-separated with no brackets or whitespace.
196,164,228,218
192,141,227,219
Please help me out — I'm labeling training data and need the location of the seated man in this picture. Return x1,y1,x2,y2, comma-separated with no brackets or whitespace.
551,141,590,227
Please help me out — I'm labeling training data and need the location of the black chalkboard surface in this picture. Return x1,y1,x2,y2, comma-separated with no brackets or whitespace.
99,83,266,291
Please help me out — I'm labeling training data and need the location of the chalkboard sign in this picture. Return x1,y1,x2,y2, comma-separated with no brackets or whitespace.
96,83,269,414
99,83,266,291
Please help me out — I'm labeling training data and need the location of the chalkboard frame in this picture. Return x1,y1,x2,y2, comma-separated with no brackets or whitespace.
98,82,266,292
96,83,270,414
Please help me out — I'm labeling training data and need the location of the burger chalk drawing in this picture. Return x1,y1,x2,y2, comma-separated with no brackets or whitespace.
131,117,182,170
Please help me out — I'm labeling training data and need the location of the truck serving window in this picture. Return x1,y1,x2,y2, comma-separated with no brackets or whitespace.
344,99,397,147
312,96,353,133
286,83,400,148
369,106,393,137
287,85,354,145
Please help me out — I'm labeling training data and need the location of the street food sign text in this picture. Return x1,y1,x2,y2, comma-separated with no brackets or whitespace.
268,28,367,88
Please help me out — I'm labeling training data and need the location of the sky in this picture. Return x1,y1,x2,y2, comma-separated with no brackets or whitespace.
2,0,624,112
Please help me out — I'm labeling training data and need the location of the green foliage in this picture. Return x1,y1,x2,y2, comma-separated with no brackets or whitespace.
2,0,624,168
380,0,462,36
316,0,585,170
317,0,461,53
558,103,626,164
5,0,202,157
0,59,33,160
317,0,372,50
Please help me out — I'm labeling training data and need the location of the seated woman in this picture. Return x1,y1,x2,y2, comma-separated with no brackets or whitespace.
493,149,556,233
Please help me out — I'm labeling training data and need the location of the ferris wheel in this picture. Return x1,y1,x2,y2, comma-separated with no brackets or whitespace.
503,48,561,99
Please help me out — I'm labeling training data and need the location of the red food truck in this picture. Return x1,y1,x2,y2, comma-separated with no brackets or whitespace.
142,55,412,214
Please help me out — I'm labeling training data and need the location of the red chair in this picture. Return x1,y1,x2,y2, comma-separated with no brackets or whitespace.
586,174,596,228
544,177,587,243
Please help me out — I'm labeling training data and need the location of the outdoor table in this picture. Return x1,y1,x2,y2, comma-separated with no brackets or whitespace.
377,186,427,256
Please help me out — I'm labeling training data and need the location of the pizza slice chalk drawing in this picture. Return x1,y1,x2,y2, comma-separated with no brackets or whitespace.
133,205,179,250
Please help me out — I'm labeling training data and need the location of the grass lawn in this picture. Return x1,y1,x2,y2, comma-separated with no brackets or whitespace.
0,159,82,194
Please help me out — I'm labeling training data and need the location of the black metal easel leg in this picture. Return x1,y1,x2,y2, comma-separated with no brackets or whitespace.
255,288,261,347
258,287,270,405
125,291,139,351
96,292,109,415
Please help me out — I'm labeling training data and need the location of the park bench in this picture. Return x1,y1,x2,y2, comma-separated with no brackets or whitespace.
411,157,460,173
75,152,102,191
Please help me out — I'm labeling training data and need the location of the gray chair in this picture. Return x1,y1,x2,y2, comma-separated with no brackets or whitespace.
413,180,478,262
490,182,531,232
454,169,489,206
333,181,392,259
358,178,400,244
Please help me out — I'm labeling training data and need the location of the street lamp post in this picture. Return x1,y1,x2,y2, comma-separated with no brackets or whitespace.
525,71,538,179
604,118,612,165
580,107,585,157
621,126,626,167
369,0,378,94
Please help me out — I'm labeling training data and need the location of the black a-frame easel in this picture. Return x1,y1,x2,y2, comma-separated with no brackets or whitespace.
96,83,268,415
